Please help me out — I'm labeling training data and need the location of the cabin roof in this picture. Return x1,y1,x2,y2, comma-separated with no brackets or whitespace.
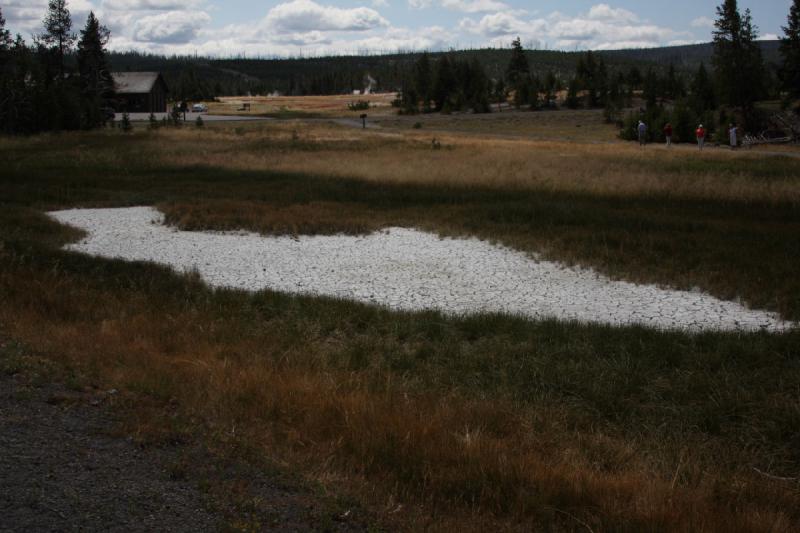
112,72,166,94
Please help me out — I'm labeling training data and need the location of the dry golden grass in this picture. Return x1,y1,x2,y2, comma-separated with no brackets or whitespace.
210,93,399,117
150,122,800,205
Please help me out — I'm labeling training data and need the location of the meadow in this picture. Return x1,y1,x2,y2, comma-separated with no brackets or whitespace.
1,118,799,531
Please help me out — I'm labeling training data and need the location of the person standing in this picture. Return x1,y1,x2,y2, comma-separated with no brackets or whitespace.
696,124,706,150
637,120,647,147
729,123,738,150
663,122,673,147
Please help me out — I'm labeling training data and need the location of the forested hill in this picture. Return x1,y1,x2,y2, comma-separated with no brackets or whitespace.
107,41,781,98
601,40,781,68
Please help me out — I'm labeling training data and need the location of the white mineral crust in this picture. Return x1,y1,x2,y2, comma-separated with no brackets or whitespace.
48,207,794,333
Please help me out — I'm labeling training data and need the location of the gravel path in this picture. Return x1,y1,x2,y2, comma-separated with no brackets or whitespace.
0,339,370,532
48,207,794,333
0,373,220,532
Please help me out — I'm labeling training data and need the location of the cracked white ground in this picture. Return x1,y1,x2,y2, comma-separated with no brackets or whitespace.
48,207,794,333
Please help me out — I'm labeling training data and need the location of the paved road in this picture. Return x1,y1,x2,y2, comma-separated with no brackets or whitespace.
125,112,271,123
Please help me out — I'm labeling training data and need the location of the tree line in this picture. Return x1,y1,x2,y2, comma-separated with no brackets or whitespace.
619,0,800,142
393,0,800,141
0,1,114,134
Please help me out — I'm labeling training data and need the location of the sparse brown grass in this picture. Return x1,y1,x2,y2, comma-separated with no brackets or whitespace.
3,258,798,532
375,108,619,142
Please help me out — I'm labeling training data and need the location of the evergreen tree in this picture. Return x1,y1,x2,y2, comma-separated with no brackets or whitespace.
712,0,765,119
493,78,506,111
690,63,717,114
596,57,608,107
643,67,659,109
780,0,800,100
627,66,642,89
505,37,530,87
565,78,580,109
400,79,420,114
665,63,684,100
465,56,490,113
41,0,75,77
543,71,557,107
414,52,432,111
505,37,530,108
433,54,456,112
77,12,114,129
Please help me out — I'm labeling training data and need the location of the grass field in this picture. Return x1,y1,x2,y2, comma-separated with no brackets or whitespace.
210,93,399,118
1,118,799,531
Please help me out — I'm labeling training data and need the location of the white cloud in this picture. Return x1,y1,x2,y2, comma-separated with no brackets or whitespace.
690,16,714,28
132,10,210,43
459,12,540,37
410,0,508,12
2,0,698,59
461,4,685,51
3,0,98,36
587,4,638,24
441,0,508,13
102,0,203,11
264,0,388,34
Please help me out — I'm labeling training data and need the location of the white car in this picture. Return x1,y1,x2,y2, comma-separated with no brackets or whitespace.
191,103,208,113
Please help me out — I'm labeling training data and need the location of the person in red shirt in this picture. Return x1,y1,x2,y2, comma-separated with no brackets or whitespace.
696,124,706,151
663,122,673,147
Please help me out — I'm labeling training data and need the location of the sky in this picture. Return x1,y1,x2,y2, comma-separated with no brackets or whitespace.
1,1,794,57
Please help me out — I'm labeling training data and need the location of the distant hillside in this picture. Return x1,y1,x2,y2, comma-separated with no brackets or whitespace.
108,41,782,98
601,40,782,68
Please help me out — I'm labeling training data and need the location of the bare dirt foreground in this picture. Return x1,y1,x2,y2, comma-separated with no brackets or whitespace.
0,337,371,532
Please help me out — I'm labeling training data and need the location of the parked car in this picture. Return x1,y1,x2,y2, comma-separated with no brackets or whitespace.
192,103,208,113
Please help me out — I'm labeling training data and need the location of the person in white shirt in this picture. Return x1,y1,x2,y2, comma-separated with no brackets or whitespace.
729,123,738,150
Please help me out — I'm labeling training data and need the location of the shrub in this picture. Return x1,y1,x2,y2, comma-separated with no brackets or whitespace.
348,100,370,111
119,112,132,133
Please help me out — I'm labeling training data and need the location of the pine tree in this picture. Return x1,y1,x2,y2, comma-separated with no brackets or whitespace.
643,68,659,109
433,55,456,112
414,53,432,112
465,56,490,113
596,57,608,107
0,7,11,52
505,37,530,87
780,0,800,100
627,66,642,89
77,12,114,129
505,37,531,108
712,0,765,118
41,0,75,77
493,78,506,111
690,62,717,115
565,78,580,109
543,71,556,107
